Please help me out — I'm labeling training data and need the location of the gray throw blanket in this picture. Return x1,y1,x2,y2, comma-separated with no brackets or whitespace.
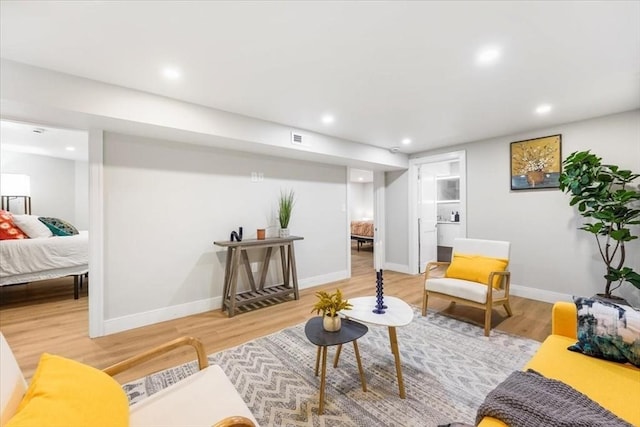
475,369,633,427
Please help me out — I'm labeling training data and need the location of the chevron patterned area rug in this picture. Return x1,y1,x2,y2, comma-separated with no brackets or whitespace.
123,308,540,426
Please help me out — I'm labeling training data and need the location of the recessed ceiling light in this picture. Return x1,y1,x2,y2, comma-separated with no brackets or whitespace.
476,47,501,65
535,104,552,114
401,138,412,145
65,146,76,151
321,115,334,124
162,67,181,80
358,177,363,181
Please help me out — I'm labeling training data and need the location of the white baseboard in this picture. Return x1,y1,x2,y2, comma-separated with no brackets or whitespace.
510,284,573,304
298,270,349,290
102,278,574,336
104,296,223,336
384,263,411,275
103,270,349,335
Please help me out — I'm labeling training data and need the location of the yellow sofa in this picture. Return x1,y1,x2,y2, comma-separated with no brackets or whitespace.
479,301,640,426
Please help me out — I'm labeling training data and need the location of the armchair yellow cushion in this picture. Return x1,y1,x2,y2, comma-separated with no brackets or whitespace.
6,353,128,427
445,253,508,288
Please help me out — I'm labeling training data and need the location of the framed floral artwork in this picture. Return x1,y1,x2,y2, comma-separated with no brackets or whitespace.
510,134,562,190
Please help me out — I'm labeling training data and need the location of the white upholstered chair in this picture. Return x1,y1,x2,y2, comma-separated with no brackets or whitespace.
422,238,512,336
0,333,257,427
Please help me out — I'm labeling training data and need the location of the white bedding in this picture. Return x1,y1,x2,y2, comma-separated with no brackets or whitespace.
0,231,88,286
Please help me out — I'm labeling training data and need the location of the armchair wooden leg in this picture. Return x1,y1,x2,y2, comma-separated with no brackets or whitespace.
484,307,492,337
422,290,428,316
504,301,513,317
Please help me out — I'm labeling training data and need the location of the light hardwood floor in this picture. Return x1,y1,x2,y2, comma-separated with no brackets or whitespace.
0,244,552,384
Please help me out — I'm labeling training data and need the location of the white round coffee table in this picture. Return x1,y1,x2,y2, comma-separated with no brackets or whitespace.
340,296,413,398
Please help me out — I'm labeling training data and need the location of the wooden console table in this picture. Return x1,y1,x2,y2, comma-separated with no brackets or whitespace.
213,236,303,317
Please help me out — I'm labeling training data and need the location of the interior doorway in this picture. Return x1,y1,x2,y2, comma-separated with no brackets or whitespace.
409,151,467,274
0,119,90,305
348,168,374,276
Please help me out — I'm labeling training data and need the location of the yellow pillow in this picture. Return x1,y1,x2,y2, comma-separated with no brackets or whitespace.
445,252,508,288
6,353,128,427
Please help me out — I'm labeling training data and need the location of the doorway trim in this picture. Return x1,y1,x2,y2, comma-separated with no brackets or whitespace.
345,169,352,277
373,171,385,270
88,129,105,337
346,167,380,276
408,150,467,274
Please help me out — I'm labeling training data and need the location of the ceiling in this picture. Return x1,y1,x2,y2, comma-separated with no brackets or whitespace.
1,1,639,155
0,120,88,161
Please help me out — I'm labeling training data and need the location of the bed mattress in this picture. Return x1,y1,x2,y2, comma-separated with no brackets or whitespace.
0,231,88,286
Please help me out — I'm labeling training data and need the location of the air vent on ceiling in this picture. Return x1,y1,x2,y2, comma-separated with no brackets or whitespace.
291,132,304,145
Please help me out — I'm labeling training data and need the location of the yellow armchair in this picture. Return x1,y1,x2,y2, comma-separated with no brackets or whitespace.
422,238,512,336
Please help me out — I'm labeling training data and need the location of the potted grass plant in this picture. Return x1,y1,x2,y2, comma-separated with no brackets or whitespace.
278,189,295,238
559,150,640,301
311,289,353,332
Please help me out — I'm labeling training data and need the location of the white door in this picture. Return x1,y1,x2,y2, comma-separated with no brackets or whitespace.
408,151,466,275
373,171,385,271
418,166,437,273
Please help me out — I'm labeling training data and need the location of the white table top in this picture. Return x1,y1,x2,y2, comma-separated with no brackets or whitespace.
341,296,413,327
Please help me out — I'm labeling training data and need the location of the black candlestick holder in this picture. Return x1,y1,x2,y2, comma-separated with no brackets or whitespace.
373,269,387,314
230,226,243,242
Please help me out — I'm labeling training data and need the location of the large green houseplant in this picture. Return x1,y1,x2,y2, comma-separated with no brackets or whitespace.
559,150,640,299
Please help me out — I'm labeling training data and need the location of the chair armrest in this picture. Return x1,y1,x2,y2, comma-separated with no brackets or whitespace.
488,270,510,288
552,301,577,339
213,416,256,427
102,336,208,377
424,262,450,280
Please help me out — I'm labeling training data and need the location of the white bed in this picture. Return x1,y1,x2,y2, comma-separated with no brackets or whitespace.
0,231,88,298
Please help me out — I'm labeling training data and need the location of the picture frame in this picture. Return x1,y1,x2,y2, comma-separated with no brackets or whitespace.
510,134,562,190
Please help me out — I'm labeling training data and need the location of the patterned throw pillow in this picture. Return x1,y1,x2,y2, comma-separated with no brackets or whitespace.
569,296,640,367
0,210,27,240
38,217,79,236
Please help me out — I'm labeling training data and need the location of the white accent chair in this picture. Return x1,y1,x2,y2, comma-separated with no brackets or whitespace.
422,238,512,336
0,333,258,427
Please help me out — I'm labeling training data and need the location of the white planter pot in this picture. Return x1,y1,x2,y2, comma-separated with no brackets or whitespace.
279,228,290,238
323,315,341,332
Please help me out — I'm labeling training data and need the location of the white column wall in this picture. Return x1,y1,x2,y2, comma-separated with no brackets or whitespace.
385,170,409,272
103,132,348,325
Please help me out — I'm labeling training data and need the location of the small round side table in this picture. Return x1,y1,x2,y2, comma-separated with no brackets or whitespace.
304,317,368,414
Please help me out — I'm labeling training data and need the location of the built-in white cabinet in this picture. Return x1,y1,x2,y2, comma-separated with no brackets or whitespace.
436,176,460,202
437,223,460,247
436,174,461,223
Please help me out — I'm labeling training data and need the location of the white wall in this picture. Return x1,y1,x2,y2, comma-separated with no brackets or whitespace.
349,182,373,220
1,59,408,172
0,151,79,222
402,110,640,305
102,132,348,326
